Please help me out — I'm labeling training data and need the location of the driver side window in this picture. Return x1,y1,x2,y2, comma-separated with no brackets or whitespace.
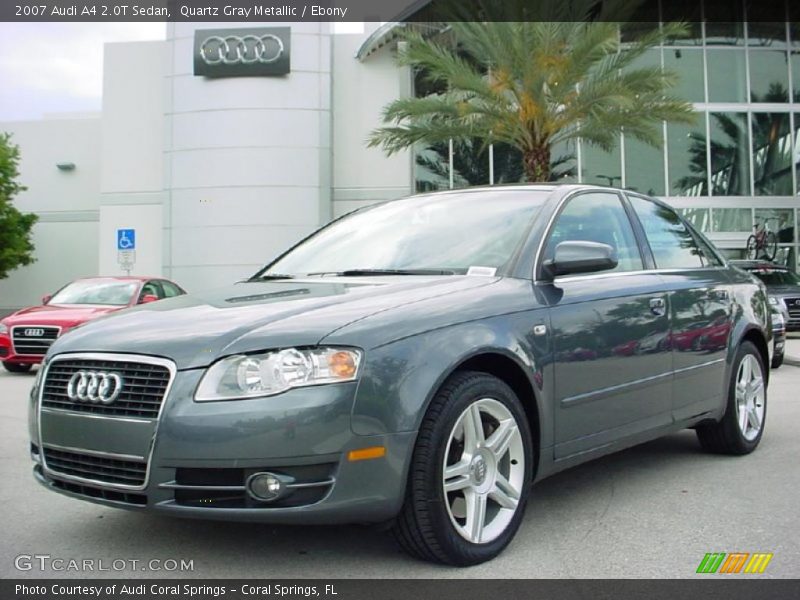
544,193,643,273
138,281,164,302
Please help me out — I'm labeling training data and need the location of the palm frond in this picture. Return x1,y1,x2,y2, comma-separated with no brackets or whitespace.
368,0,697,181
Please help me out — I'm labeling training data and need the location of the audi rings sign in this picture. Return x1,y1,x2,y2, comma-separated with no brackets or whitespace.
67,371,124,405
194,27,291,78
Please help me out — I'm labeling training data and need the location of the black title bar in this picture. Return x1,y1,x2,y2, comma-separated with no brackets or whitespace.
4,579,800,600
0,0,796,23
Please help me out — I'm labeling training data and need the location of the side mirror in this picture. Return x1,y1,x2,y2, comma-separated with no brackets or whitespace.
543,241,618,279
139,294,159,304
42,294,52,305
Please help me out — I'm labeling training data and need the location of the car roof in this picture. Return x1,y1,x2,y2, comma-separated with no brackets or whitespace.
72,276,156,283
390,183,663,207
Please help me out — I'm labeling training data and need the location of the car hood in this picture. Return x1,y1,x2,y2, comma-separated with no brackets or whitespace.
2,304,121,328
48,276,498,369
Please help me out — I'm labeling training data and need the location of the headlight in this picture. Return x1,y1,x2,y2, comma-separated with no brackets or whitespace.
768,296,779,306
0,323,7,335
195,347,363,401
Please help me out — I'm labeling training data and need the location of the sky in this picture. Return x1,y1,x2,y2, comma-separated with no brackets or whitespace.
0,23,167,121
0,22,366,122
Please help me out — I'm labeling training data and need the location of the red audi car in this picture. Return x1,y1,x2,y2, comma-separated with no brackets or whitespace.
0,276,185,373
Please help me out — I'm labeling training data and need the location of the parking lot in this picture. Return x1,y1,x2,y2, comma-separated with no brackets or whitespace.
1,351,798,579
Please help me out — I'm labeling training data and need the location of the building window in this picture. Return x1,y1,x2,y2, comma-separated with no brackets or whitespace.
581,140,622,187
752,112,792,195
668,120,707,196
712,208,752,232
706,49,748,102
663,48,705,102
710,112,751,195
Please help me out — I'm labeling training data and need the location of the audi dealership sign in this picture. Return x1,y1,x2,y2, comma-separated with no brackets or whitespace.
193,27,290,78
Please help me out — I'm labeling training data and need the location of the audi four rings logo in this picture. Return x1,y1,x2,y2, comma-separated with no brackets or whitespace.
24,328,44,337
200,34,284,66
66,371,124,404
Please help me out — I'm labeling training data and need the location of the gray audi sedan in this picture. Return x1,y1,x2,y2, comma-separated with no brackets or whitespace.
29,185,772,566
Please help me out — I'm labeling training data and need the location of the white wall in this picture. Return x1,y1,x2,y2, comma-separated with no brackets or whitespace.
98,205,163,277
99,41,167,279
0,27,414,312
0,116,101,312
163,23,334,292
101,41,166,194
331,27,413,218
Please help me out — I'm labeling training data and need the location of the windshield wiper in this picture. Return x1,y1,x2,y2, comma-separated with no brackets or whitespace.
306,268,457,277
247,273,296,281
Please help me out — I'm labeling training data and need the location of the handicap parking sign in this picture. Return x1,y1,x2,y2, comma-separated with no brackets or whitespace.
117,229,136,251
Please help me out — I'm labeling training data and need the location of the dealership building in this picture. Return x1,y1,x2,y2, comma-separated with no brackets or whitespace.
1,4,800,312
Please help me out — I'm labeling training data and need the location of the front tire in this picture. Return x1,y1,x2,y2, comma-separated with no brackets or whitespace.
393,371,533,566
696,341,766,455
771,353,784,369
2,362,32,373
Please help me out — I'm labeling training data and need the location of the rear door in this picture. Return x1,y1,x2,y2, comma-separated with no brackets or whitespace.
626,195,732,421
541,191,673,459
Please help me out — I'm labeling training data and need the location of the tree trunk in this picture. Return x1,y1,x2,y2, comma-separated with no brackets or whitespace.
522,145,551,182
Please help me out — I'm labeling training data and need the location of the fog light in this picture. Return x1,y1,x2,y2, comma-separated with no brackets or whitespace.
246,472,283,502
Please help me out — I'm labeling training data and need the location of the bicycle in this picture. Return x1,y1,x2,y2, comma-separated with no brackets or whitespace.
746,217,779,261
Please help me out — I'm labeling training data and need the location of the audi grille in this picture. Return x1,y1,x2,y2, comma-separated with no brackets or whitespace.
11,326,60,356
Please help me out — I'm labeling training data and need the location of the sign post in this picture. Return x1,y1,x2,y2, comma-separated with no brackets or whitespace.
116,229,136,275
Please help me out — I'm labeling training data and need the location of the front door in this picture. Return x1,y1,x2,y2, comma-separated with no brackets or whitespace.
541,191,673,459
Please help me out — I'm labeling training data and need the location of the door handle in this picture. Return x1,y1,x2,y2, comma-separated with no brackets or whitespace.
650,297,666,316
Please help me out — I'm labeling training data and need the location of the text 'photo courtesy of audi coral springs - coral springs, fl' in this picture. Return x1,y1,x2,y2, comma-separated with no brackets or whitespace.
29,185,773,566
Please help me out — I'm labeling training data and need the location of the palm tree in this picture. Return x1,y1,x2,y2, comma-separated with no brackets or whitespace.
368,0,696,182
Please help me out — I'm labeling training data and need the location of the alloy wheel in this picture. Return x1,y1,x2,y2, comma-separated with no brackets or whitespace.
735,354,765,442
442,398,526,544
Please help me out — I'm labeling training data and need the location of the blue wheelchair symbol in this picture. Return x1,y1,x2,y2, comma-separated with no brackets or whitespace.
117,229,136,251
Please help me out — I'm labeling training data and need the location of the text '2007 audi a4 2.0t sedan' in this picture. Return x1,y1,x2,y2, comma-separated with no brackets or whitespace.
29,185,772,566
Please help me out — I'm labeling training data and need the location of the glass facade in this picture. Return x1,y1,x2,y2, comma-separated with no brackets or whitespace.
412,0,800,270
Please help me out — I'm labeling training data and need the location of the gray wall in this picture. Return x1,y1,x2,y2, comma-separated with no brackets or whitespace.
0,116,101,312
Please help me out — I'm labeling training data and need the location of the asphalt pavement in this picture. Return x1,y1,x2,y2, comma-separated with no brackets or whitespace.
1,349,798,579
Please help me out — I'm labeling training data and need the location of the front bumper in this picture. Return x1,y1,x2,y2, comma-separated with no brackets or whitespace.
31,361,414,524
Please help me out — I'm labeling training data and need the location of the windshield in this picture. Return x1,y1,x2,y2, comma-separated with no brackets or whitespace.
261,190,547,277
747,268,800,287
49,280,138,306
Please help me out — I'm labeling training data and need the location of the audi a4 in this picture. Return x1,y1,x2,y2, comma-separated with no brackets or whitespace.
1,276,185,373
730,260,800,333
29,185,772,565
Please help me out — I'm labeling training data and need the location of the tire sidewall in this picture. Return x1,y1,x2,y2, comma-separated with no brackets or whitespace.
414,373,533,565
2,362,32,373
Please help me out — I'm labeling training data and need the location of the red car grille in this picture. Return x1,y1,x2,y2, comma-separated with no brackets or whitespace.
11,326,60,356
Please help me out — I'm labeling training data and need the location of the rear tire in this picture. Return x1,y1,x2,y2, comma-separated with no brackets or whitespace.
696,341,766,455
2,362,32,373
392,371,533,566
